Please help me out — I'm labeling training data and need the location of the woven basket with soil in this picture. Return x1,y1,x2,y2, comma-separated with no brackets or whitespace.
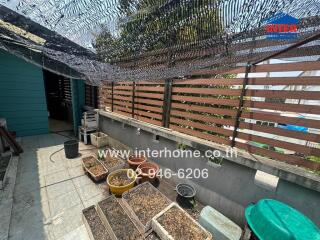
82,155,108,182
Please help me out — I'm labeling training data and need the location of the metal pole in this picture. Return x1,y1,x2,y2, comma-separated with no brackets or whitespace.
111,81,114,112
132,81,135,118
231,63,251,147
162,79,173,128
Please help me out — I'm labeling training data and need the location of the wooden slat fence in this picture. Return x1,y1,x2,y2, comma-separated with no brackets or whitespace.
99,60,320,171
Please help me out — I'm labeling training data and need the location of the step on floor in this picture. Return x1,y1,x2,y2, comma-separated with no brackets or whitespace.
97,195,143,240
83,205,112,240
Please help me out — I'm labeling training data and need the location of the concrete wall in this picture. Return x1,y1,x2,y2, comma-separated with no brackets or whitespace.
99,114,320,227
0,50,49,136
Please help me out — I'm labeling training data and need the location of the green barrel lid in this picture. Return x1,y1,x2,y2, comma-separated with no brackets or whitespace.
245,199,320,240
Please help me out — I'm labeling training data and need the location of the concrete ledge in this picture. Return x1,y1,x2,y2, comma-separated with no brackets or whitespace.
98,110,320,192
0,152,19,240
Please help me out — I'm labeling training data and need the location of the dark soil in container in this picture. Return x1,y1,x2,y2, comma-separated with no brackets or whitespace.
158,206,207,240
98,196,141,240
109,171,133,186
101,155,123,169
124,183,171,226
83,156,98,168
89,164,107,176
83,206,111,240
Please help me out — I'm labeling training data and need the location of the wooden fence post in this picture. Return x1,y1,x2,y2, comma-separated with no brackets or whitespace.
132,81,135,118
162,79,173,128
231,63,251,147
111,81,114,112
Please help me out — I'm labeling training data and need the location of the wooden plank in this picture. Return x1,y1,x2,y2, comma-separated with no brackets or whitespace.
113,90,133,96
236,132,320,156
135,81,165,85
170,117,233,136
135,98,163,106
114,106,132,113
135,115,162,126
174,77,320,86
135,86,165,92
170,110,235,126
192,61,320,75
246,90,320,100
114,86,133,90
241,111,320,129
114,110,132,117
239,122,320,142
172,95,239,107
135,104,163,113
243,101,320,115
113,95,132,101
172,88,241,96
170,125,231,145
134,110,162,120
134,92,164,99
235,142,320,171
171,103,237,117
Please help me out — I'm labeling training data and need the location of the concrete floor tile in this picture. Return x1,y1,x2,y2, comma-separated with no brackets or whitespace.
67,165,85,179
49,190,81,217
45,170,70,186
58,225,90,240
82,193,108,208
15,171,45,193
9,201,51,238
50,204,84,239
13,187,48,210
77,183,106,202
46,180,75,200
71,175,93,189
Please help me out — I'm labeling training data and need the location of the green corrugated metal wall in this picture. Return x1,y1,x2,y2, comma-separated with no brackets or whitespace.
0,49,49,136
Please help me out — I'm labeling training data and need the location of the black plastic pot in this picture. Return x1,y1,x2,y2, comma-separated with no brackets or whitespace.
176,183,196,209
64,140,79,159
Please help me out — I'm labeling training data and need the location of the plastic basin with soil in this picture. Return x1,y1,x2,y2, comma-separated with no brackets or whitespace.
82,205,112,240
122,182,172,232
82,156,108,182
152,203,212,240
106,169,136,196
127,154,147,170
97,195,143,240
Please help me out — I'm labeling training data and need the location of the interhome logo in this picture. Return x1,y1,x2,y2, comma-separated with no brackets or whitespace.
265,13,299,40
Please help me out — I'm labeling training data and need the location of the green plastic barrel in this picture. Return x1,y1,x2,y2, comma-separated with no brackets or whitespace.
245,199,320,240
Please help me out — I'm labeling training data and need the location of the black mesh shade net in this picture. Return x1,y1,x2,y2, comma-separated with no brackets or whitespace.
0,0,320,84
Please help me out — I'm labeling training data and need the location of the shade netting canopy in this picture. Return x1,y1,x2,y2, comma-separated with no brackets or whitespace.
0,0,320,84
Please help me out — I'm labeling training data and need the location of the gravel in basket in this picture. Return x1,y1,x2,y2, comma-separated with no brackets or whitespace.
82,156,108,182
97,195,143,240
100,154,125,173
152,203,212,240
82,206,112,240
122,182,172,232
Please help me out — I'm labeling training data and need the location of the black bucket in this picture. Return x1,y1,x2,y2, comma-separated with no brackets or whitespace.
176,183,196,208
64,140,79,159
